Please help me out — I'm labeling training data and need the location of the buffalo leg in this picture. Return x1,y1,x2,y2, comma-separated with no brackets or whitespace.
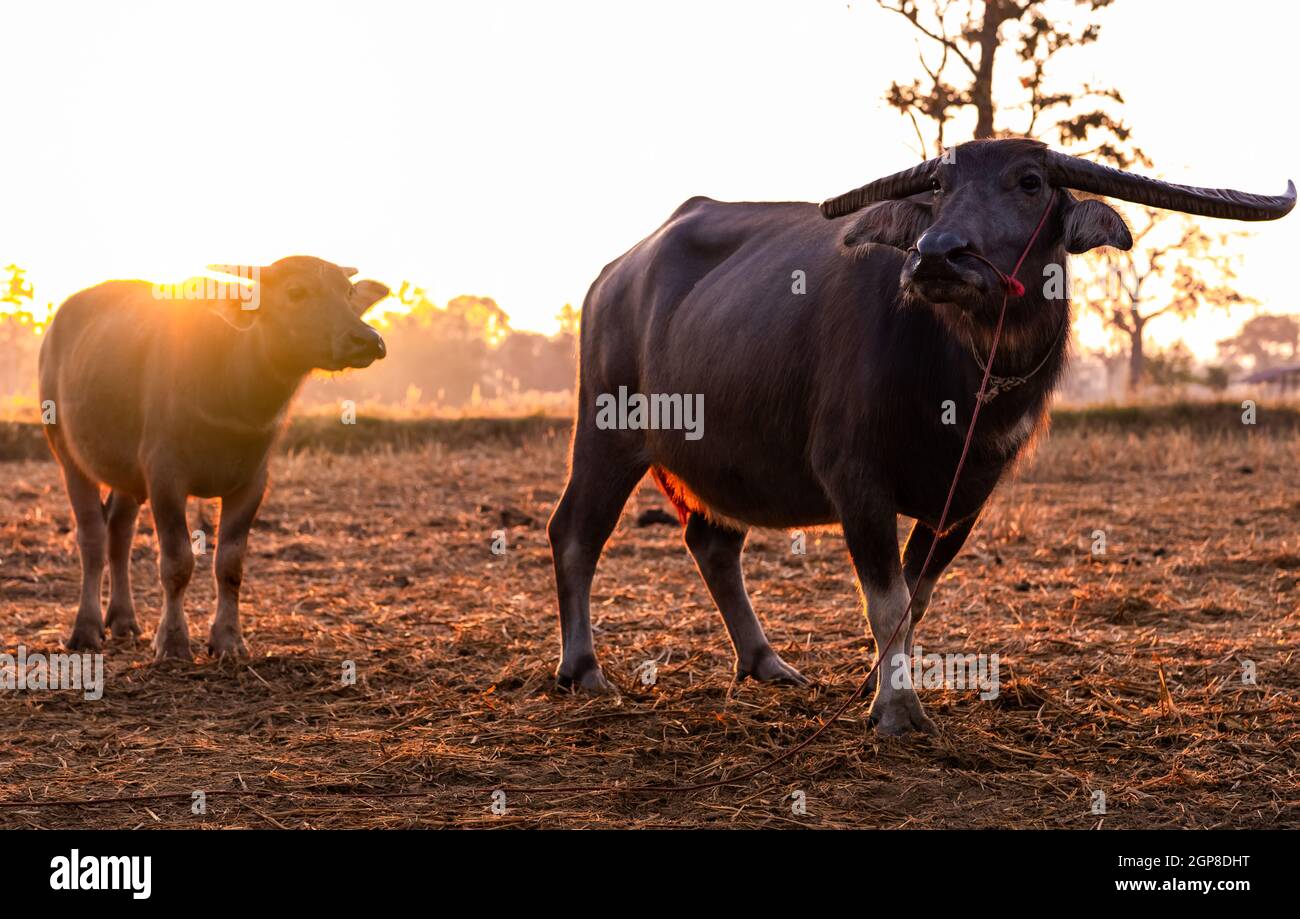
60,461,108,651
209,473,265,658
547,428,646,693
684,513,808,685
840,510,937,736
900,515,977,653
149,485,195,662
104,490,142,640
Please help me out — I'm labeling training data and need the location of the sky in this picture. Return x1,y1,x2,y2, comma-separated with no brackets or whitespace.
1,0,1296,356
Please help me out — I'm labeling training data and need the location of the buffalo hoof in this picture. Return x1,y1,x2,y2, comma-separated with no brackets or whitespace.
556,662,617,695
152,629,194,663
868,689,937,736
738,647,810,686
206,628,249,660
105,605,141,641
66,620,105,652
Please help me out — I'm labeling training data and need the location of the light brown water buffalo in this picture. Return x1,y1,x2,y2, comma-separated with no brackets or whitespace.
39,256,388,661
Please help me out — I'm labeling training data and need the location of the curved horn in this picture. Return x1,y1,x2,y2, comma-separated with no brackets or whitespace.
1047,152,1296,221
820,157,939,219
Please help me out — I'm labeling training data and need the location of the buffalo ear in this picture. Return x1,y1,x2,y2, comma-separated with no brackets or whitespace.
204,264,264,330
842,200,933,251
351,280,390,316
1062,198,1132,253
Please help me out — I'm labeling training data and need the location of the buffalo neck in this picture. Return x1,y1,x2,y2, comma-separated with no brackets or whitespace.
899,249,1071,438
205,322,308,434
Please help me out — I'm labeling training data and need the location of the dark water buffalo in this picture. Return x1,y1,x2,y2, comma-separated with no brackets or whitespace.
40,256,388,661
549,138,1293,733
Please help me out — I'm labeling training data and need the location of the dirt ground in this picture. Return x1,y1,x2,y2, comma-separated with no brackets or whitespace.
0,421,1296,828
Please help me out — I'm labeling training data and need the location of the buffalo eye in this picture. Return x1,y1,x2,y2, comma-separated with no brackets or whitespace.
930,177,942,196
286,285,308,303
1019,174,1042,194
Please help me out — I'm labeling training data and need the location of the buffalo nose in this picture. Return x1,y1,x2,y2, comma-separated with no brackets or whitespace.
915,229,970,264
348,328,386,360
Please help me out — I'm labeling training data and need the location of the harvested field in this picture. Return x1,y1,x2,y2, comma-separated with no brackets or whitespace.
0,415,1296,828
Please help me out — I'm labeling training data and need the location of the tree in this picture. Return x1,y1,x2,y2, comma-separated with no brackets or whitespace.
0,264,46,405
2,264,35,306
1079,209,1252,391
1216,314,1300,374
446,295,511,347
877,0,1145,166
1145,341,1197,390
555,302,580,337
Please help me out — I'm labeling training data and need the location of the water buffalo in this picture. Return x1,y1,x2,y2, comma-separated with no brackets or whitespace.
40,256,389,661
549,138,1293,733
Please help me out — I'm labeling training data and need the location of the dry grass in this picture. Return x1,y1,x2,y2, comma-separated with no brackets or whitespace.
0,423,1296,828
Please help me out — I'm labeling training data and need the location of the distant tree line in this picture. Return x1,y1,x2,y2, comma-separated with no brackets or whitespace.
0,264,44,410
2,253,1295,412
299,282,578,412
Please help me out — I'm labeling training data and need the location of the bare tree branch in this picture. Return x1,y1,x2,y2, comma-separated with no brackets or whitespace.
877,0,979,76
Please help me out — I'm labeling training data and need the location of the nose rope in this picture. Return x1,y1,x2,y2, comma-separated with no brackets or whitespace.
963,192,1060,402
477,190,1067,801
962,251,1026,297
